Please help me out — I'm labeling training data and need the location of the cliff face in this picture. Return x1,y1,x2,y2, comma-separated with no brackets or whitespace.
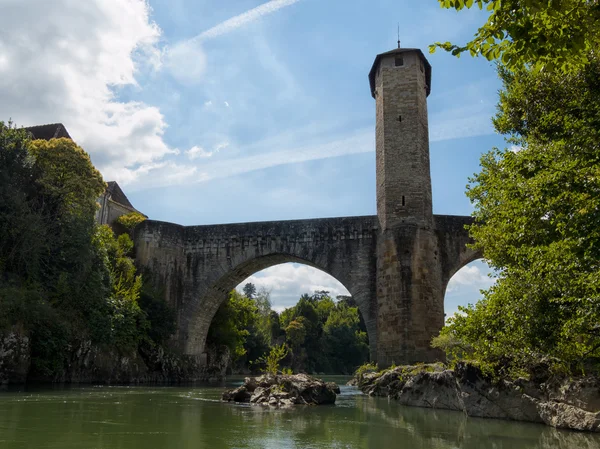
0,325,30,384
352,362,600,432
0,331,206,385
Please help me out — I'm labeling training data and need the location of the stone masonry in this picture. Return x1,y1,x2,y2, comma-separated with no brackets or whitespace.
133,48,481,367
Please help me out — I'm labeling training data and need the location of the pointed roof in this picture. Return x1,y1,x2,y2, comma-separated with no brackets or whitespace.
368,48,432,98
106,181,134,209
24,123,71,140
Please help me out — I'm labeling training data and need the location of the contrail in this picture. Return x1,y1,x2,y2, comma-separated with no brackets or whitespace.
193,0,301,42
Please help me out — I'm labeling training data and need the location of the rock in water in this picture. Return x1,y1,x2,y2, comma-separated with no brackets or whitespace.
351,362,600,432
222,374,337,406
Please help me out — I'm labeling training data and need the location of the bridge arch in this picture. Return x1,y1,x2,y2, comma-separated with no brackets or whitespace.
185,254,376,362
133,217,379,364
443,258,493,321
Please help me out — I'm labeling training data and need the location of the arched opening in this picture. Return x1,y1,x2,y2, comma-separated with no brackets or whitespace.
203,261,371,376
443,259,494,320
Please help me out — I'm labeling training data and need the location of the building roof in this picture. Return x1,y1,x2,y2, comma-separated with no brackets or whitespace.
106,181,134,209
24,123,71,140
368,48,432,99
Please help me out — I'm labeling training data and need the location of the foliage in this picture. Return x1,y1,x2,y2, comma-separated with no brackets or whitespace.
431,332,473,362
243,282,257,299
28,138,105,222
206,288,371,374
0,123,167,379
323,303,370,374
430,0,600,73
254,344,289,375
206,290,259,361
355,362,378,377
438,55,600,376
138,284,176,345
92,225,145,350
116,212,146,232
285,317,307,348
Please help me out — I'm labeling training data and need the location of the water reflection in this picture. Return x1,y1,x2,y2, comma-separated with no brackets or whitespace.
0,384,597,449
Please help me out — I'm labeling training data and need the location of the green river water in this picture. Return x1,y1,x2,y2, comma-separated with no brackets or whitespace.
0,377,598,448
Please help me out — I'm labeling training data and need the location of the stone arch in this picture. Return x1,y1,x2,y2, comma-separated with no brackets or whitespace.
184,253,377,363
442,257,491,321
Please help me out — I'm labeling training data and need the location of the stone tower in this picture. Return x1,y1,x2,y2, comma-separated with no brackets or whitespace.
370,48,444,366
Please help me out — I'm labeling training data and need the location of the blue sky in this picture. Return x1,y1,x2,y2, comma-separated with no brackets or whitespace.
0,0,504,315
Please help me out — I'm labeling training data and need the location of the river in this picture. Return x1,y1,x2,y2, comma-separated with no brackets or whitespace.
0,377,598,448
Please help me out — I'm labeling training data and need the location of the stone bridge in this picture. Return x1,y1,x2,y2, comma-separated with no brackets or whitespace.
133,47,483,367
134,214,480,365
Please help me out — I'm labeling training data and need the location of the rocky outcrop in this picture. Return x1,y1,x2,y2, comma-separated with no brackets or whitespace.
222,374,339,406
0,325,30,384
353,363,600,432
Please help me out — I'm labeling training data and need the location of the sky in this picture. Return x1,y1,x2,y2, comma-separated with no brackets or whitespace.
0,0,504,316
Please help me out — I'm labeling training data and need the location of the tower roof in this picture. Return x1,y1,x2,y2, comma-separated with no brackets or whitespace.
24,123,71,140
368,48,432,99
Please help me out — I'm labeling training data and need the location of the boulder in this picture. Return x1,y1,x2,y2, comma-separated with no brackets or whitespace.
222,373,338,406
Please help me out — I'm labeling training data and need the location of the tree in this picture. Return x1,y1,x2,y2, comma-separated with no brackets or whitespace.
206,290,259,361
285,317,307,349
431,0,600,73
92,225,145,350
243,282,257,299
29,138,105,222
438,55,600,374
323,303,369,374
0,122,43,277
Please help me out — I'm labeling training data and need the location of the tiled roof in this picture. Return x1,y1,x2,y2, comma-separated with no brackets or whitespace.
106,181,134,209
24,123,71,140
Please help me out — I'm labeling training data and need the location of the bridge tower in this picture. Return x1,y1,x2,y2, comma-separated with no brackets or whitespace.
370,48,444,366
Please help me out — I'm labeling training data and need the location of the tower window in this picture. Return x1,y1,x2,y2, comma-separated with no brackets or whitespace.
420,60,424,72
395,57,404,67
402,196,406,206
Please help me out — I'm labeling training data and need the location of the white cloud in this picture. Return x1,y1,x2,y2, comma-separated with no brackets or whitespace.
164,39,207,85
447,264,494,293
224,101,230,107
194,0,302,42
185,142,229,160
124,126,373,192
186,146,212,160
510,145,523,153
204,100,213,107
445,260,496,318
0,0,179,185
236,263,349,311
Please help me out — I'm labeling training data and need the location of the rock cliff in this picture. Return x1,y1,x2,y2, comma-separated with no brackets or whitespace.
352,362,600,432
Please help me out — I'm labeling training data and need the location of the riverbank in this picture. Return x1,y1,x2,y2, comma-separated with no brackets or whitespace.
351,362,600,432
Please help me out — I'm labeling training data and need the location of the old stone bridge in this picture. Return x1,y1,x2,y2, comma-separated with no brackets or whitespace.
133,47,482,367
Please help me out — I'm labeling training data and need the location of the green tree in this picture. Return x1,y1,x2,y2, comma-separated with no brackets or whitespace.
243,282,257,299
431,0,600,73
206,290,259,361
438,55,600,374
323,303,369,374
92,225,145,350
0,122,43,278
285,317,307,349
